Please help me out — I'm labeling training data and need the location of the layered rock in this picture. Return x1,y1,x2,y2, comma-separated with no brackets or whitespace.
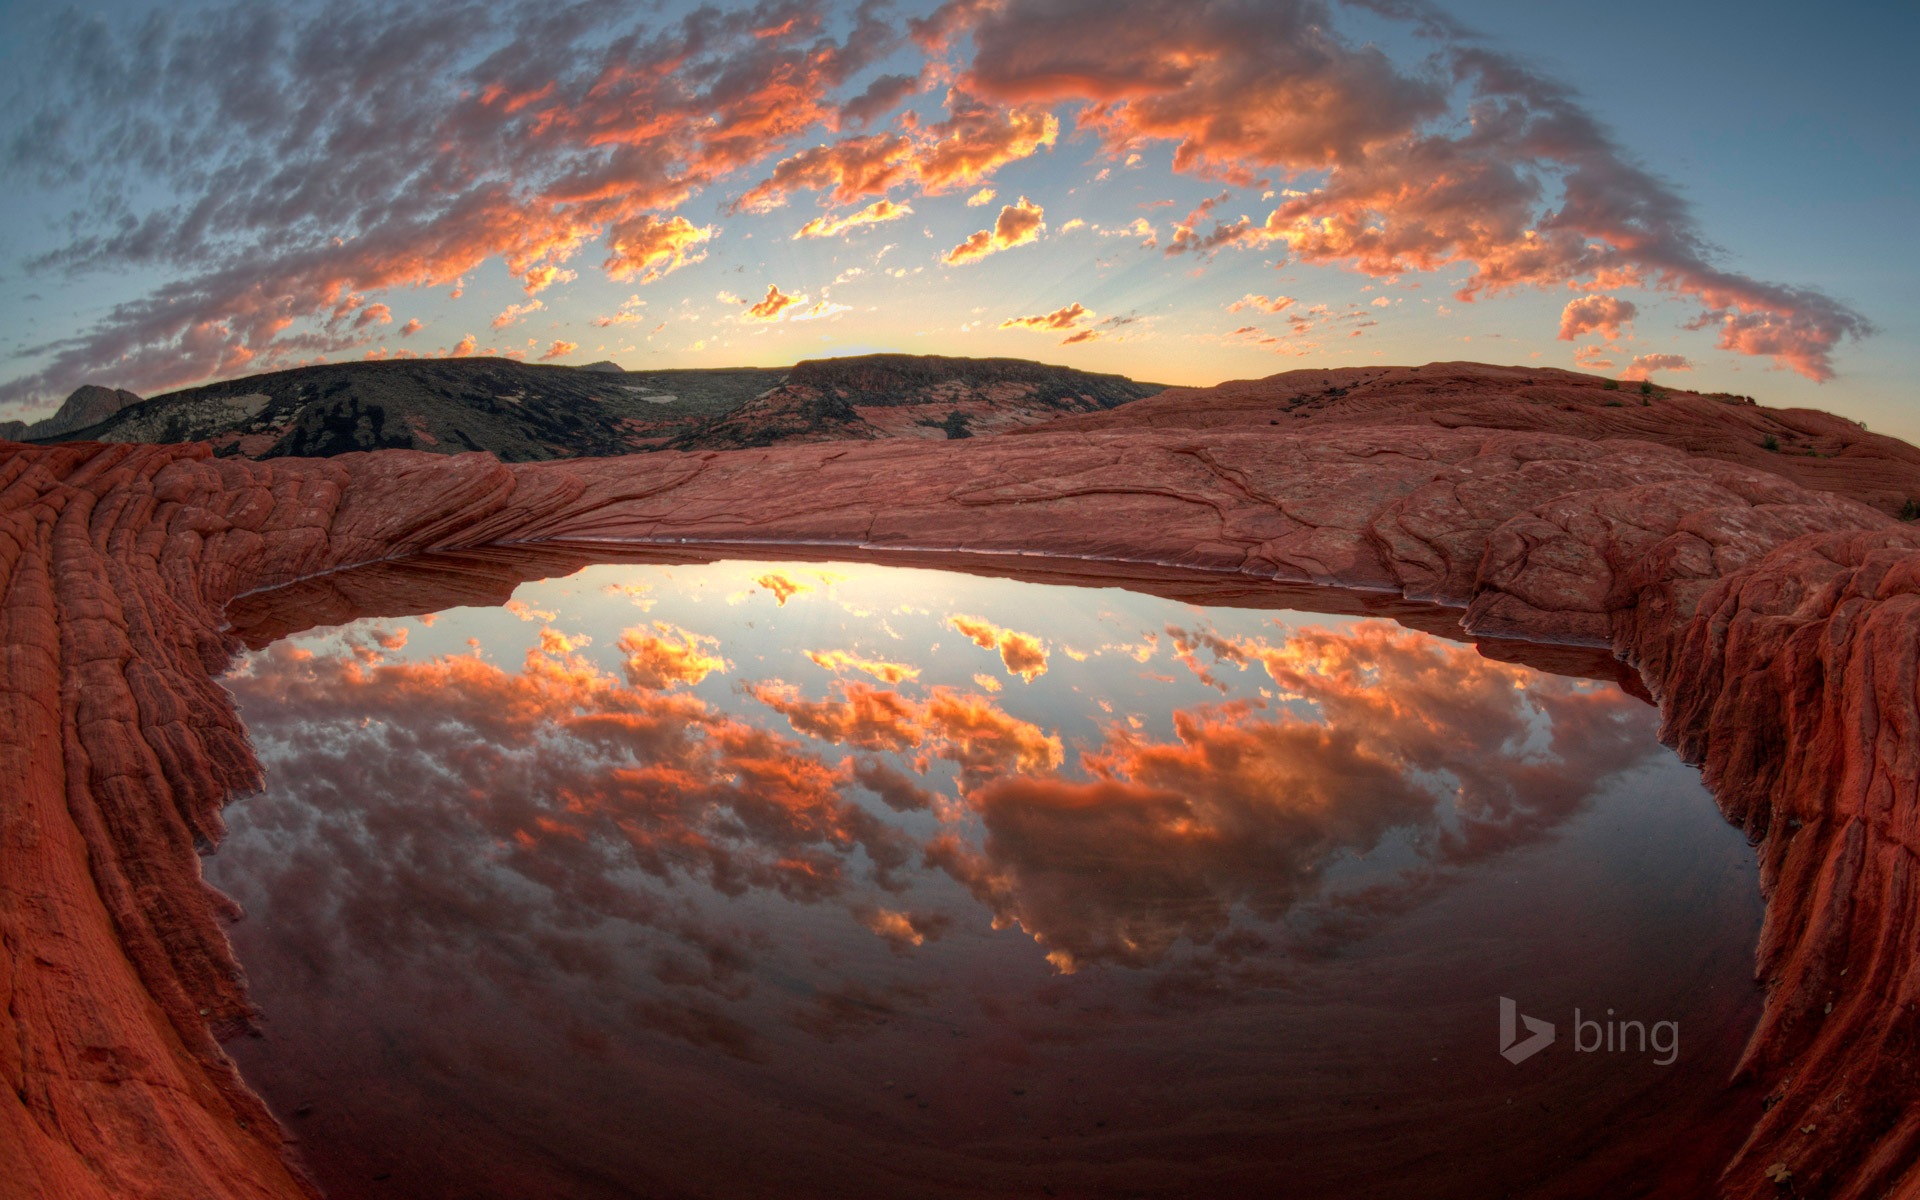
1042,361,1920,517
2,364,1918,1197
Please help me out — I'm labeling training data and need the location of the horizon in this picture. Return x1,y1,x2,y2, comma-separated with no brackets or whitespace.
2,0,1912,435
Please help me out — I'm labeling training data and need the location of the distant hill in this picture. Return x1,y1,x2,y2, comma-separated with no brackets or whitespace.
1,384,147,442
670,354,1164,450
22,359,786,461
12,355,1167,461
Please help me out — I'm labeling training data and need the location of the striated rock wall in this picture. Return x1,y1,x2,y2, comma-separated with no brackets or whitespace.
3,386,1918,1197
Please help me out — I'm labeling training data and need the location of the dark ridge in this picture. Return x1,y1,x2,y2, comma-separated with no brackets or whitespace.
21,354,1168,461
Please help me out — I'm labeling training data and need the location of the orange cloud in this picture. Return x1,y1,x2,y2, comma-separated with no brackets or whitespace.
522,264,576,295
398,318,424,337
743,285,804,322
793,198,913,240
352,302,392,329
1558,294,1638,342
924,620,1660,972
999,302,1088,332
618,623,729,689
749,680,925,752
934,0,1868,380
806,650,921,685
966,187,997,207
538,340,578,361
1621,353,1692,380
448,334,478,357
943,196,1044,265
734,134,919,212
225,630,917,936
915,96,1058,193
1227,294,1295,314
492,299,544,328
737,93,1057,214
948,614,1048,681
856,906,944,950
754,571,812,604
603,215,714,284
593,295,648,327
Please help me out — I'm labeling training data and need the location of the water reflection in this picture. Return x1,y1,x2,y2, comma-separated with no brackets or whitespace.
209,560,1763,1199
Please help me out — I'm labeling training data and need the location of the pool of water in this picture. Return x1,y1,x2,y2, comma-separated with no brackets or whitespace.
207,559,1765,1199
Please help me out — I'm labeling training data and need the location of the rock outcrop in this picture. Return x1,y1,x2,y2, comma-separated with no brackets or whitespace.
19,384,146,439
1041,361,1920,517
2,361,1917,1197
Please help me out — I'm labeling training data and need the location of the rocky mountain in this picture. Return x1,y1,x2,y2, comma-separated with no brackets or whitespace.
0,383,147,441
10,354,1164,461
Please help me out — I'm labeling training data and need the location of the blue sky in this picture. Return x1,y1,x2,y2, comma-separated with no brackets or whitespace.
1,0,1914,436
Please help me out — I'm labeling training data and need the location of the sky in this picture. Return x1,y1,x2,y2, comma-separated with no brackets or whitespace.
1,0,1914,436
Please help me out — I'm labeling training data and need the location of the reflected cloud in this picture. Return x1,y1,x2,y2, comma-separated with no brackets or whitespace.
620,622,728,689
202,561,1747,1200
755,571,812,605
949,614,1049,680
220,578,1658,1041
807,649,920,684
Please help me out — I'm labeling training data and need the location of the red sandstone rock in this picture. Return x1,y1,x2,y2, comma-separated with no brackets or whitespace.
1,361,1916,1198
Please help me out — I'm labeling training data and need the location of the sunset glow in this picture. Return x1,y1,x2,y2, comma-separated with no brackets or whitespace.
1,0,1909,432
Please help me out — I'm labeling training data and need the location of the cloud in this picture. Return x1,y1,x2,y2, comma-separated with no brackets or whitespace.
806,649,921,684
914,94,1059,193
999,302,1089,332
793,198,913,240
593,295,648,327
734,134,920,212
736,91,1056,212
0,0,903,406
1227,293,1295,314
449,333,478,357
743,285,805,322
838,72,921,129
965,187,997,207
522,265,576,295
948,614,1048,681
0,0,1872,409
353,302,392,329
942,196,1044,265
537,339,577,361
492,299,545,329
604,215,715,284
929,620,1660,971
1558,294,1637,342
749,679,925,752
398,318,424,337
619,623,729,689
958,0,1444,179
1099,217,1158,249
936,0,1869,379
754,571,813,604
1621,352,1692,380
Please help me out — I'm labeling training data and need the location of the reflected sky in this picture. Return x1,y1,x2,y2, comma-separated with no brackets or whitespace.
208,561,1765,1199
